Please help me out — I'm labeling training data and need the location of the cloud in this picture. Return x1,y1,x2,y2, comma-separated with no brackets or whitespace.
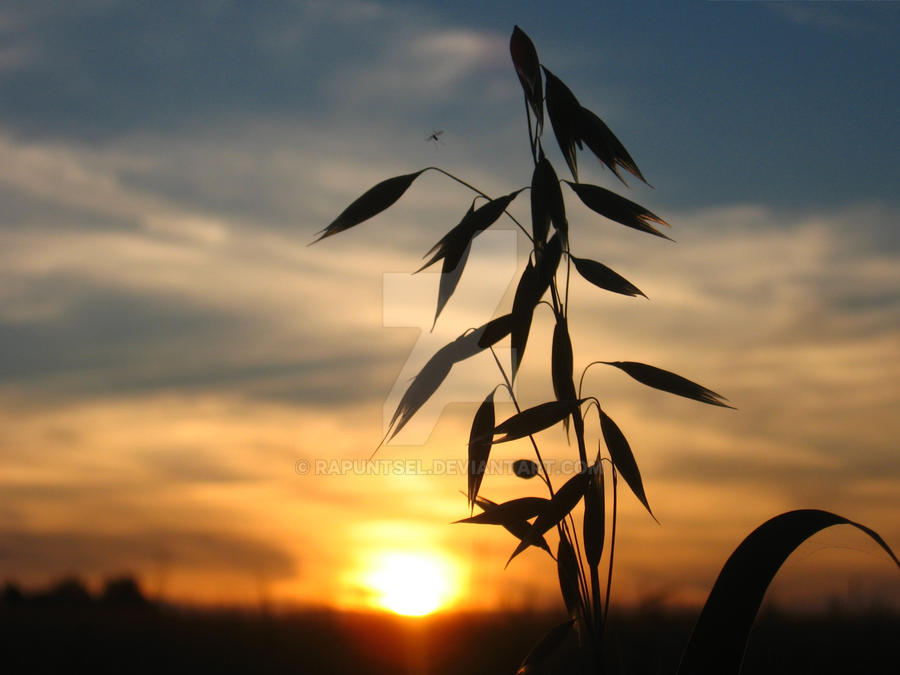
0,530,295,579
767,4,882,36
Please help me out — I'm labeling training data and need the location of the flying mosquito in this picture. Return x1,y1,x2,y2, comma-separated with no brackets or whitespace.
425,129,445,147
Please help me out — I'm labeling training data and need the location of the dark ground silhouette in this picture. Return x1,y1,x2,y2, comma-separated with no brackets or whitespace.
1,577,896,674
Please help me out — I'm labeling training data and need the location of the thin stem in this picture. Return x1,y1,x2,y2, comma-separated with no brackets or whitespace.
488,345,554,495
578,361,609,400
602,464,618,631
424,166,533,243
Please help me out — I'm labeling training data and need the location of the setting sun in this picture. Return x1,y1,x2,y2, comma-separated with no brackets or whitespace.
364,552,458,616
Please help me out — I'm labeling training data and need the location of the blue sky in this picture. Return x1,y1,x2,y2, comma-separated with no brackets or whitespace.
0,1,898,609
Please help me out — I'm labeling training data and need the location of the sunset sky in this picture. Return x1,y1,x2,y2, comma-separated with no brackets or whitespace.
1,1,898,613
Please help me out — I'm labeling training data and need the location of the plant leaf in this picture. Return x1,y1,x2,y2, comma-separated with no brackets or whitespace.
312,170,425,243
551,313,577,404
473,313,513,350
557,536,583,621
530,159,552,247
543,67,581,181
599,409,653,517
384,316,511,445
583,461,605,570
571,255,646,298
565,182,671,240
457,496,548,525
578,106,648,186
601,361,734,408
419,190,523,272
493,400,584,444
418,201,475,272
510,258,540,380
510,233,562,380
510,26,543,135
467,391,495,511
385,343,455,443
508,470,591,564
516,620,574,674
530,157,567,248
677,509,900,675
551,312,576,436
513,459,539,479
432,239,471,328
468,497,552,555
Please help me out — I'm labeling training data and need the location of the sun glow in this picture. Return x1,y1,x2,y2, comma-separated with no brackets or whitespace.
364,552,458,616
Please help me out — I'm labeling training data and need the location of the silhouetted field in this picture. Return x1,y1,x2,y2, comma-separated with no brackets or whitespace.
1,584,897,674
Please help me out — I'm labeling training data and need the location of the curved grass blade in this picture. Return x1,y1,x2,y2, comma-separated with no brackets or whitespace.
510,26,543,134
432,239,471,328
508,470,591,564
473,313,513,350
385,344,455,443
552,313,577,436
493,400,584,444
565,182,672,240
552,313,577,403
312,170,425,243
557,536,583,622
385,317,511,446
578,106,648,186
457,496,548,525
599,409,653,518
583,461,605,570
571,255,646,298
531,157,567,248
510,234,562,380
461,496,552,554
543,67,582,181
601,361,734,408
510,258,540,380
516,620,574,675
419,190,523,272
419,201,475,272
467,391,495,511
677,509,900,675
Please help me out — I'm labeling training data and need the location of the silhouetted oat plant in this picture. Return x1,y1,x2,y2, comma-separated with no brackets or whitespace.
314,26,900,675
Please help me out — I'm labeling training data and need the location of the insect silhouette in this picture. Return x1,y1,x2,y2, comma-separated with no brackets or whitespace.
425,129,444,147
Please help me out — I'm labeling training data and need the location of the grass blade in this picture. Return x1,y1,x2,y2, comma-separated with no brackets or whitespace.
510,26,544,135
678,509,900,675
531,156,567,248
599,409,653,518
571,255,646,298
601,361,733,408
583,461,605,570
433,240,471,327
467,391,495,511
460,496,552,554
385,344,455,443
457,496,548,525
508,470,591,564
578,106,648,186
557,536,583,621
312,170,425,243
565,182,671,240
493,400,584,444
419,190,523,272
543,67,581,181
